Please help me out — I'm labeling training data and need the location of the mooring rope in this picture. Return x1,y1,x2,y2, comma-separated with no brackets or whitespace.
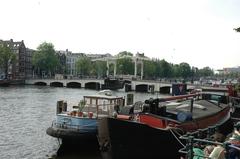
57,138,61,146
169,128,185,147
173,127,185,136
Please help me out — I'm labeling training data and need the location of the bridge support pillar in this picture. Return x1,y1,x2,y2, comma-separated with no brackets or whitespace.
134,59,144,80
114,63,116,77
134,59,137,78
106,60,117,77
107,60,109,77
141,61,143,80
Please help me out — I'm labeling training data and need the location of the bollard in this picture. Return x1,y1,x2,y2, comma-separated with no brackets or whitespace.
190,98,194,113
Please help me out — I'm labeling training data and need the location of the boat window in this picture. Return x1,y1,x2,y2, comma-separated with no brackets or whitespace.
211,95,221,101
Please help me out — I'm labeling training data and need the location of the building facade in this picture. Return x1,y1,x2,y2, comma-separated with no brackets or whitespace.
55,50,67,74
0,39,32,79
25,48,34,79
223,66,240,74
66,51,86,76
86,53,112,60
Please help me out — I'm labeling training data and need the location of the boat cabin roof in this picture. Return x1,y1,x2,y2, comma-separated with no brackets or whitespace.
161,99,229,120
84,94,124,100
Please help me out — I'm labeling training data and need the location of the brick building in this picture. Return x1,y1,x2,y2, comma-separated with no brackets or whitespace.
0,39,32,79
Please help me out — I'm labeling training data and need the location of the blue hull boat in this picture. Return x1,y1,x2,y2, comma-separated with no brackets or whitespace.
46,90,126,149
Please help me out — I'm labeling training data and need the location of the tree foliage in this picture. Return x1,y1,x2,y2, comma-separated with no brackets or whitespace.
143,60,156,79
178,62,191,79
172,64,181,78
32,42,59,76
198,67,214,77
0,43,16,79
85,52,216,79
92,61,107,78
159,59,172,78
76,57,92,76
141,58,214,80
116,57,134,75
117,51,133,57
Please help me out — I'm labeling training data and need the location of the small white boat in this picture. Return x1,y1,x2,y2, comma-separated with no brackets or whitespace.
98,89,112,96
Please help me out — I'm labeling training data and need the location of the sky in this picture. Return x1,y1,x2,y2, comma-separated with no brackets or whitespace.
0,0,240,70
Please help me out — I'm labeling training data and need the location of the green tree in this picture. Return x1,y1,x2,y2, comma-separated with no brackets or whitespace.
116,57,134,75
32,42,59,77
154,59,161,78
159,59,172,78
172,64,181,78
179,62,191,79
76,57,92,76
143,60,156,79
0,43,16,79
199,67,214,77
117,51,133,57
92,61,107,78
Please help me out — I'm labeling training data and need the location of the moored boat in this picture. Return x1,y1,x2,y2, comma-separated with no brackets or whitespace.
0,79,10,86
46,90,126,152
97,93,234,159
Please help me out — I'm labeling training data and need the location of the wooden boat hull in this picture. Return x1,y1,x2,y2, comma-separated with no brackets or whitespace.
98,112,233,159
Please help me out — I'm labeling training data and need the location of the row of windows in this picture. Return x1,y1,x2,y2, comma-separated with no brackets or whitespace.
66,58,77,62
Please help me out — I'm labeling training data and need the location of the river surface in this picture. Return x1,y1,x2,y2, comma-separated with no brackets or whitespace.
0,85,165,159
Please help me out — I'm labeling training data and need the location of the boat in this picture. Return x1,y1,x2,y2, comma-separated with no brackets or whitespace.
0,79,10,86
46,90,126,152
0,79,24,86
97,92,234,159
101,77,131,90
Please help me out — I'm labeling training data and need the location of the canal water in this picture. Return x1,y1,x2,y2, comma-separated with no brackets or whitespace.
0,85,165,159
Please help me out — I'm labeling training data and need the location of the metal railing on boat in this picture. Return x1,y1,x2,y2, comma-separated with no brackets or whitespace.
178,124,240,159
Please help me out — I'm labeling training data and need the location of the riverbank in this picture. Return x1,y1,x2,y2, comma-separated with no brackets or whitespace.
0,79,25,86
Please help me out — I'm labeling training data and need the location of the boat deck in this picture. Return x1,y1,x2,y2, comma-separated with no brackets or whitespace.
162,99,229,120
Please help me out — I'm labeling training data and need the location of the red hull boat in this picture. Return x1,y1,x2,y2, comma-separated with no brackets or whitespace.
97,93,234,159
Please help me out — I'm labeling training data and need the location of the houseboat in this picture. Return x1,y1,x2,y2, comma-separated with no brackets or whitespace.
46,90,125,151
97,92,234,159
